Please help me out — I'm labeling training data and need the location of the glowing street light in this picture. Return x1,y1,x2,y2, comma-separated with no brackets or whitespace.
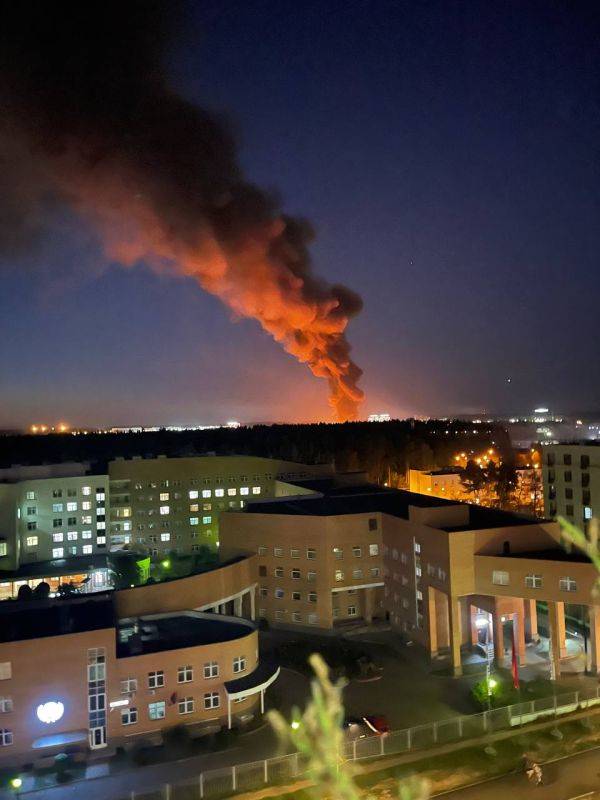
161,559,170,569
290,720,301,730
10,777,22,790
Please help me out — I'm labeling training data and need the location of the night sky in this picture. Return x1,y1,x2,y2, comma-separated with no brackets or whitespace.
1,0,599,428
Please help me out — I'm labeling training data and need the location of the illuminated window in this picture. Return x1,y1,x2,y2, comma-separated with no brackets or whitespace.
82,501,91,511
202,490,211,498
190,517,199,526
82,515,92,524
252,486,261,495
189,503,199,512
215,489,224,498
26,536,38,547
66,502,77,512
82,486,91,496
83,544,92,554
148,701,165,720
202,516,212,524
160,493,169,502
52,532,64,542
52,547,64,558
240,487,249,496
369,544,379,556
67,531,78,540
26,491,36,500
227,488,237,496
52,503,63,513
159,506,169,515
333,547,343,559
335,570,344,582
492,570,509,586
160,533,170,542
348,606,357,616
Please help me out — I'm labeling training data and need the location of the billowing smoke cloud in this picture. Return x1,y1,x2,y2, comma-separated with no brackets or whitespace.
0,0,364,420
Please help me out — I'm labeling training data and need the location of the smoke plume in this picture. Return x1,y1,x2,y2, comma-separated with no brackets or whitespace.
0,1,364,420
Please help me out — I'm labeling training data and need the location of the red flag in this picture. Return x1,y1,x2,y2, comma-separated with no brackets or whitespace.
511,624,520,689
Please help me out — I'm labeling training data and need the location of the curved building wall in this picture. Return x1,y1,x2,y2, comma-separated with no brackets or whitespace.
114,556,258,618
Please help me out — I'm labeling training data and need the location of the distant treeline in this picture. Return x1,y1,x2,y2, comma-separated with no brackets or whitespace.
0,420,512,485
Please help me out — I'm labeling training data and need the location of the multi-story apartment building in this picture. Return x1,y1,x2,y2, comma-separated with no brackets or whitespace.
0,463,111,597
108,455,329,555
542,442,598,526
0,558,277,766
221,475,600,680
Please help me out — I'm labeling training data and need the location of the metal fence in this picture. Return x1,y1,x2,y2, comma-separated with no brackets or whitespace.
127,685,600,800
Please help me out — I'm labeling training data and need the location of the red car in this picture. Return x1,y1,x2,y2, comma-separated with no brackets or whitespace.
362,715,390,735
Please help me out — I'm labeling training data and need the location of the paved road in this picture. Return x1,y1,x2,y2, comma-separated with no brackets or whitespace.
438,746,600,799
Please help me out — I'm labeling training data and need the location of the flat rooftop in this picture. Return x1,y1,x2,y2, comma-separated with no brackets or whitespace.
0,594,115,643
489,548,592,564
247,484,538,531
117,612,254,657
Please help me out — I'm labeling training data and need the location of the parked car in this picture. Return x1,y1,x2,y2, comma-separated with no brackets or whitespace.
362,715,390,735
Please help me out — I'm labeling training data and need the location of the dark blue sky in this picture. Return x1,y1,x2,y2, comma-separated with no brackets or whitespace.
1,0,599,428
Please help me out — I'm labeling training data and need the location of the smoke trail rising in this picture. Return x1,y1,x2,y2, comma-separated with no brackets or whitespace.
0,0,364,420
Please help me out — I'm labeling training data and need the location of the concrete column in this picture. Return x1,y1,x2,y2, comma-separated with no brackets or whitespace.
470,605,479,648
428,586,438,657
436,591,450,650
514,601,526,666
249,588,256,621
493,610,505,668
219,603,227,615
449,596,462,676
589,605,600,675
524,599,538,642
548,601,565,678
364,587,375,623
234,594,243,617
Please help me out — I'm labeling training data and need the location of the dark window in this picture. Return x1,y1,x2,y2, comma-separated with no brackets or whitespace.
546,454,555,467
566,504,574,517
565,488,573,500
549,503,557,517
582,473,590,488
258,565,267,577
583,490,591,506
581,455,590,469
565,471,572,483
368,518,378,531
548,486,556,500
563,454,572,466
53,518,62,528
68,516,76,525
548,470,555,483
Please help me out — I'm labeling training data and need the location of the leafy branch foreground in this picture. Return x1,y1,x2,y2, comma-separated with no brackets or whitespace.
268,653,429,800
